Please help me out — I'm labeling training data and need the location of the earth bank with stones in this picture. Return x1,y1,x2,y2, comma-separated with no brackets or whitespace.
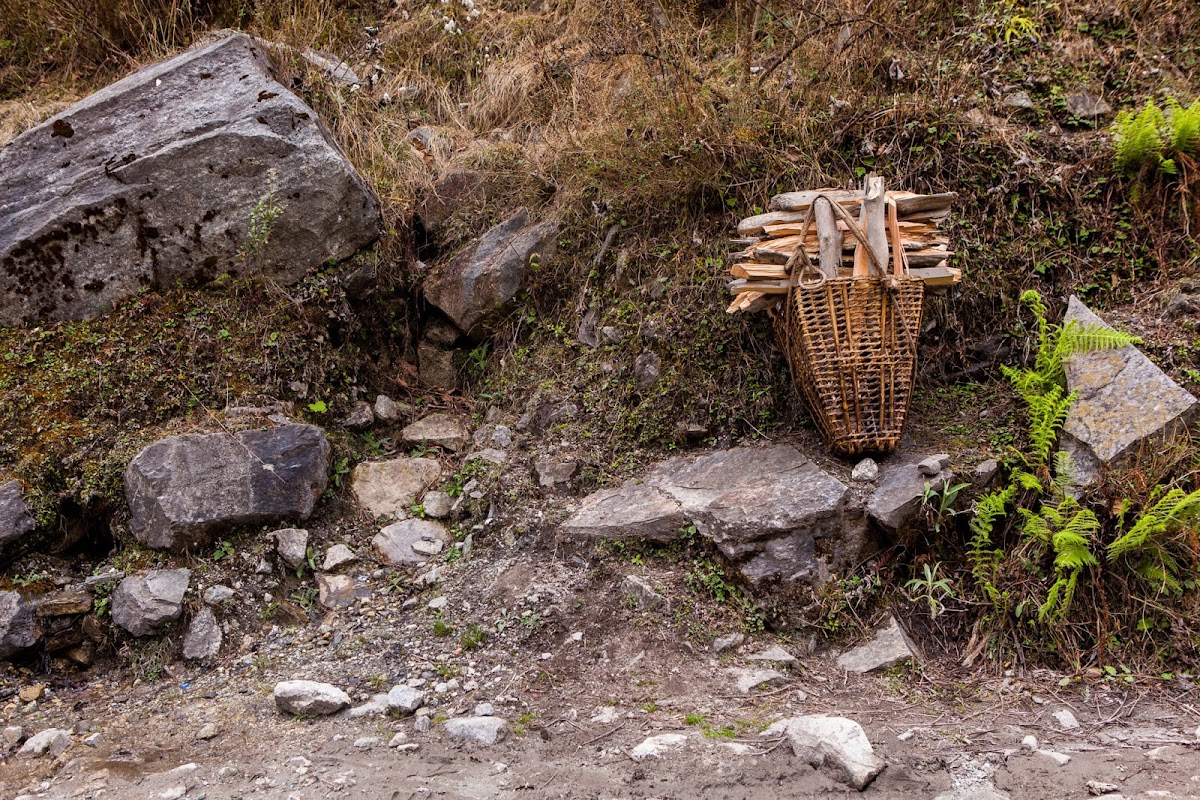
3,5,1200,800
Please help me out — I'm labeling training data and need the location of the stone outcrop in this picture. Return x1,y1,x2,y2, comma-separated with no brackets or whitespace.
1061,297,1199,486
836,615,918,673
0,480,35,547
424,209,558,340
560,444,865,584
0,33,381,326
125,424,329,551
111,569,190,636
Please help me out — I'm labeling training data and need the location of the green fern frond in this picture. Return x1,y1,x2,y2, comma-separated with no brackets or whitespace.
969,486,1016,599
1026,385,1076,465
1113,100,1166,176
1049,450,1078,498
1166,97,1200,156
1108,487,1200,561
1038,572,1081,622
1135,557,1184,596
1011,469,1043,492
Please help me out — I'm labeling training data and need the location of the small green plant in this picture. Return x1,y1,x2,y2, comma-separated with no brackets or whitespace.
520,610,541,628
460,623,487,649
290,586,319,611
1112,96,1200,177
212,539,234,562
11,570,50,587
307,400,328,414
641,701,659,713
238,168,284,265
432,614,454,637
684,712,705,725
922,481,969,534
904,562,956,619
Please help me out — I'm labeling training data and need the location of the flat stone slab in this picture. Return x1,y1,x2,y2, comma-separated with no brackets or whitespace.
763,715,886,790
443,716,507,746
0,33,380,326
0,480,35,547
867,458,952,533
1062,296,1198,485
273,680,351,715
835,615,917,673
351,457,441,518
560,443,862,583
400,413,470,453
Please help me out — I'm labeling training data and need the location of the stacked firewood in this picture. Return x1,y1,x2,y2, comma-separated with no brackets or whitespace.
726,183,960,313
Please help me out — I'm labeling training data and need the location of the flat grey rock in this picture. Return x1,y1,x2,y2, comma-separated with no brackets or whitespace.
387,685,426,714
111,570,190,636
534,458,578,489
560,444,862,584
425,210,558,340
621,575,665,609
1065,92,1112,119
0,34,380,326
273,680,350,715
443,716,507,746
712,632,744,653
373,519,451,566
421,490,453,519
835,615,917,673
0,481,35,547
630,733,687,760
182,606,222,661
401,413,470,453
202,585,235,605
728,667,785,694
1061,296,1198,486
745,645,797,664
0,591,37,660
763,715,885,790
125,424,329,551
867,458,952,533
350,457,440,518
317,574,357,609
322,544,357,571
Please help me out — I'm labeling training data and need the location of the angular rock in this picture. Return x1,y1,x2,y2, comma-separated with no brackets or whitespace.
630,733,688,761
0,33,381,327
835,615,917,673
1062,297,1198,486
559,483,686,543
273,680,350,715
1053,709,1080,730
633,351,661,390
373,519,452,566
0,591,37,659
418,339,459,390
111,570,190,636
33,590,91,617
421,491,453,519
1065,92,1112,119
444,716,508,746
562,444,862,584
387,685,426,714
0,480,35,547
125,424,330,551
535,458,578,489
417,170,487,236
850,459,879,483
763,715,885,790
373,395,409,423
424,209,559,340
401,413,470,453
343,694,389,718
973,459,1000,487
867,458,952,533
1002,91,1035,111
202,585,235,605
16,728,70,759
317,574,357,609
182,606,222,661
918,455,949,476
322,544,357,571
350,457,440,518
340,401,374,430
745,645,797,664
712,632,744,653
621,575,665,609
729,667,785,694
272,528,309,569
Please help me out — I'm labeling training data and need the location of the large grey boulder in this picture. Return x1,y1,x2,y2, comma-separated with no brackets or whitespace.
0,480,35,547
424,209,558,340
0,591,37,659
0,33,380,327
1061,297,1198,486
350,457,440,518
125,424,329,551
111,569,190,636
561,444,864,584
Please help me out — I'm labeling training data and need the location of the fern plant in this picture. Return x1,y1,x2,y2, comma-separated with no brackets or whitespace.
1167,98,1200,158
1112,96,1200,179
1108,486,1200,595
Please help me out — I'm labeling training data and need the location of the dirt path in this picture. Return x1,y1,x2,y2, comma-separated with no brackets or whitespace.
4,546,1200,799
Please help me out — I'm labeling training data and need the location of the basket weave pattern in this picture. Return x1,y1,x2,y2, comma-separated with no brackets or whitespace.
774,275,925,456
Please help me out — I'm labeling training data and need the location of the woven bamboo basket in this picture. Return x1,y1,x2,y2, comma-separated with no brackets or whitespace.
770,189,926,456
774,274,924,456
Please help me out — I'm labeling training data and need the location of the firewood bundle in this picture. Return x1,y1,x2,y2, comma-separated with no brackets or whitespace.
726,183,960,314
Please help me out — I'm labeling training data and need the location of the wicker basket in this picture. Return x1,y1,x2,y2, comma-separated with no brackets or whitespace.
774,274,924,456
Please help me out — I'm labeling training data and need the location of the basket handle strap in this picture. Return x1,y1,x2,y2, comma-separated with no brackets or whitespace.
886,198,910,278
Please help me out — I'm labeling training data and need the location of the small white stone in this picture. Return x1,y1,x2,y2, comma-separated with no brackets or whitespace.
630,733,688,761
1053,709,1080,730
428,596,448,610
897,729,916,742
354,736,381,749
851,458,879,483
1035,748,1071,766
1021,734,1039,751
388,732,408,747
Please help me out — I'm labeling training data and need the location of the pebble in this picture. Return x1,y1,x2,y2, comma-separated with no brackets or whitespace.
323,544,358,571
474,702,495,717
851,458,879,483
1036,748,1071,766
630,733,688,761
897,729,916,742
1021,734,1039,751
389,732,408,747
712,633,744,653
196,724,220,740
428,596,448,610
83,732,101,747
1053,709,1080,730
744,645,796,664
354,736,381,749
444,716,508,746
17,728,71,759
414,716,431,733
396,743,420,752
388,685,426,714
